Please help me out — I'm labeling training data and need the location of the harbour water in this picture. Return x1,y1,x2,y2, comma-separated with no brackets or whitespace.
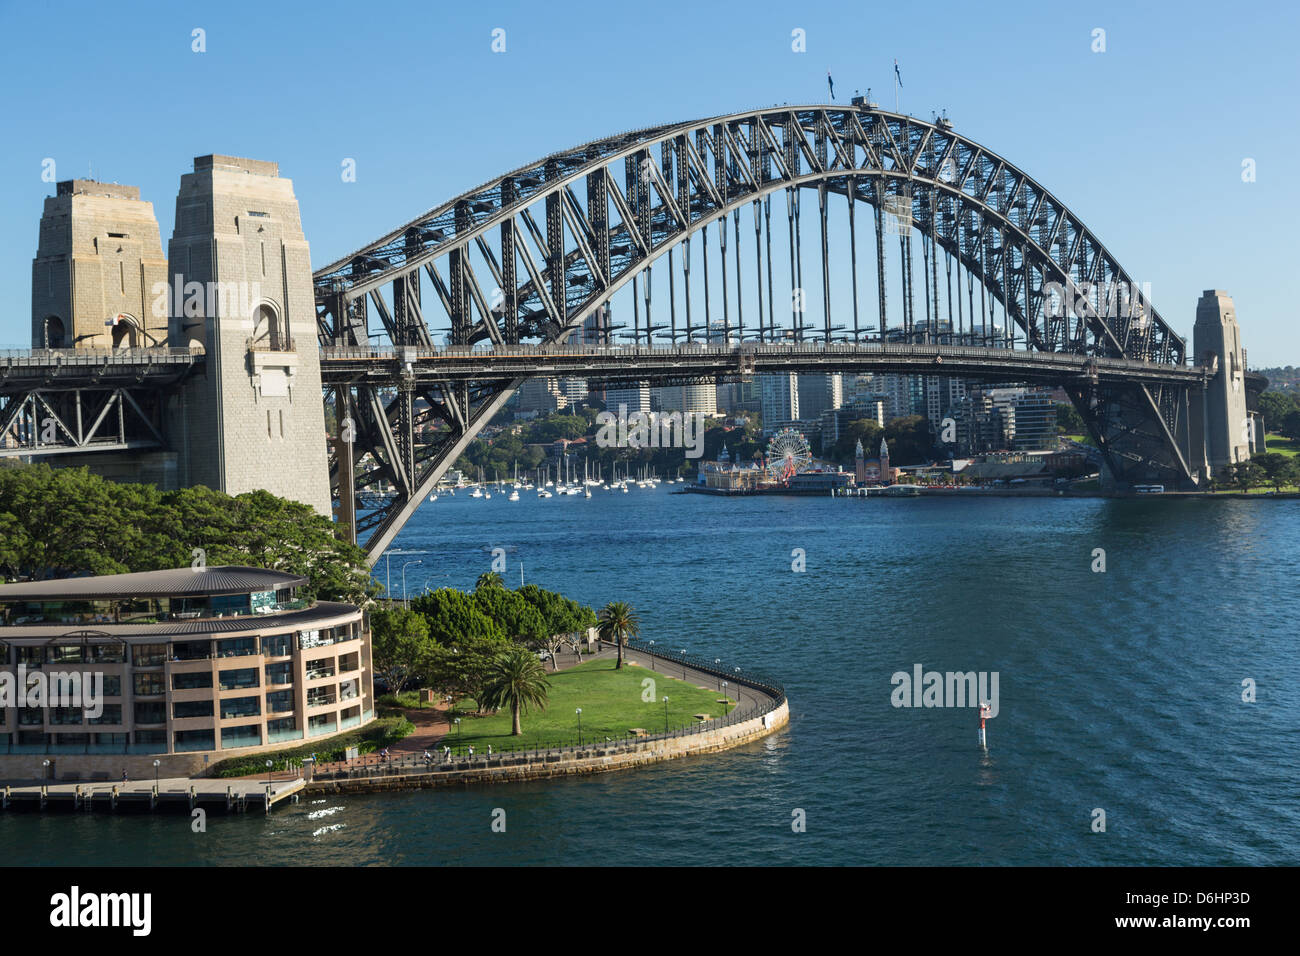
3,487,1298,865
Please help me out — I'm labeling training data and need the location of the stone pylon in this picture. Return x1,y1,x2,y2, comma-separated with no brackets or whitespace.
1192,290,1251,477
30,180,168,349
165,155,331,515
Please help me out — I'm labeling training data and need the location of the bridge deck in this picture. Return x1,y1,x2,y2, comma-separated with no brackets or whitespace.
318,342,1207,388
0,348,204,391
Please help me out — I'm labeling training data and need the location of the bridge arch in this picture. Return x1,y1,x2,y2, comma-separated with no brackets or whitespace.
315,106,1205,558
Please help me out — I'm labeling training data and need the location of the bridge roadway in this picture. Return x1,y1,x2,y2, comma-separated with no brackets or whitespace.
317,341,1209,389
0,347,203,390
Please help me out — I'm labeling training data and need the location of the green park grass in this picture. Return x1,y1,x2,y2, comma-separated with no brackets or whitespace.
444,658,735,752
1265,434,1299,458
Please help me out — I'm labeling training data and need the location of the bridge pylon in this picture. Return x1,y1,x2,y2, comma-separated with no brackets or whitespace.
165,155,331,515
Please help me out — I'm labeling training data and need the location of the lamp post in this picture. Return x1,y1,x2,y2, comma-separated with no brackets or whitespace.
152,758,160,792
41,759,49,785
265,759,273,790
647,640,656,671
722,681,728,716
401,559,423,609
662,696,669,733
454,717,462,750
576,707,583,746
681,650,688,680
715,659,722,690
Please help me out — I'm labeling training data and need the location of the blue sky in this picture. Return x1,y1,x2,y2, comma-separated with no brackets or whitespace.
1,0,1296,360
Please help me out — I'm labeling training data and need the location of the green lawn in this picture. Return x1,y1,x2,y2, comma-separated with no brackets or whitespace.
1265,434,1299,458
444,659,735,752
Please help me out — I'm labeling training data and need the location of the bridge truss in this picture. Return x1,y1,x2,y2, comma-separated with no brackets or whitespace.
315,105,1208,558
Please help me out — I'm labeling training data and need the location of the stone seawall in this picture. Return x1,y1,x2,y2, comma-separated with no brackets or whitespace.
305,699,790,795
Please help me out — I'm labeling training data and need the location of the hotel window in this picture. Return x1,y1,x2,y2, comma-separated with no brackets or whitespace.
173,699,214,720
89,705,122,725
174,729,215,752
133,701,166,725
49,707,83,725
48,644,83,665
266,716,298,743
172,671,212,691
220,696,261,720
133,729,165,747
92,732,127,747
171,639,213,661
18,707,43,726
305,657,335,680
102,675,122,697
307,713,337,736
262,633,292,657
87,643,125,664
220,724,261,749
266,689,293,713
132,644,166,667
17,646,44,667
217,636,258,658
133,672,164,696
306,687,336,708
265,661,292,685
218,667,259,691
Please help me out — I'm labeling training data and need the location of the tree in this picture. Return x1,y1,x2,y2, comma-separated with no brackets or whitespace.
476,571,505,590
1227,460,1264,492
478,646,551,735
597,601,640,669
1253,452,1299,491
1055,402,1086,435
472,585,548,645
883,415,934,465
518,584,597,670
368,605,430,695
1257,391,1297,434
0,464,376,603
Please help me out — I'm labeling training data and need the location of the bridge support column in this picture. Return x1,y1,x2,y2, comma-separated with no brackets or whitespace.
1193,290,1250,478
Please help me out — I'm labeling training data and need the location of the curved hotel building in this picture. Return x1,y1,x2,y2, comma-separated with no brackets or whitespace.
0,566,373,779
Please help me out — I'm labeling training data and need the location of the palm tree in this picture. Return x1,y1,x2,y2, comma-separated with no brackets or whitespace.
479,646,551,735
476,571,505,590
597,601,640,669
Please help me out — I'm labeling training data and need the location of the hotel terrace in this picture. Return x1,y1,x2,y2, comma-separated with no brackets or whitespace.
0,566,373,779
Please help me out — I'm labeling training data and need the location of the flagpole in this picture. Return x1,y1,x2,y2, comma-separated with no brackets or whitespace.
894,61,899,112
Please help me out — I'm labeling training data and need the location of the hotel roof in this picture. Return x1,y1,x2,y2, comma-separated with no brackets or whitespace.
0,566,308,601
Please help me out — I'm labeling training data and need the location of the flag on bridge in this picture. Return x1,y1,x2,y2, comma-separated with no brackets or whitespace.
894,59,903,87
827,71,835,101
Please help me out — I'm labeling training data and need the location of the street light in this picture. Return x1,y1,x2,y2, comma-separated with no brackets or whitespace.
681,650,687,680
721,680,728,715
647,640,656,671
265,759,274,790
401,559,423,609
662,695,669,733
576,707,583,746
715,659,722,690
454,717,462,749
152,758,160,791
41,759,49,785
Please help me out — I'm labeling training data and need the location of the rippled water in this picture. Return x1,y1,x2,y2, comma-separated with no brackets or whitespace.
4,489,1298,865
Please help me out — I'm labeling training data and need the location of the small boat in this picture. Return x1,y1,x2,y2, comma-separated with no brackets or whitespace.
508,490,520,501
427,493,438,502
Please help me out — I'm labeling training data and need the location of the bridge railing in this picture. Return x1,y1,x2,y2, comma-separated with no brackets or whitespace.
319,340,1195,372
0,347,205,365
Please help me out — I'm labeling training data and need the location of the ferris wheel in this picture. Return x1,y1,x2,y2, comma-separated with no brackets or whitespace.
765,428,813,484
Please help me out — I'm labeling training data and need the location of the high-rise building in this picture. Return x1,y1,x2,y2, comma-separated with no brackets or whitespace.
759,373,799,430
798,373,843,421
604,382,650,415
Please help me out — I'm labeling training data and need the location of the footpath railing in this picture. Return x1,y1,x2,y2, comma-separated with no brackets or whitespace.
308,640,786,783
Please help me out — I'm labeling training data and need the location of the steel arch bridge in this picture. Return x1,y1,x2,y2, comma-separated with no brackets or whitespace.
315,104,1209,558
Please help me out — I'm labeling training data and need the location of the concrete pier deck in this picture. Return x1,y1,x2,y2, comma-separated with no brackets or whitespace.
0,775,305,813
